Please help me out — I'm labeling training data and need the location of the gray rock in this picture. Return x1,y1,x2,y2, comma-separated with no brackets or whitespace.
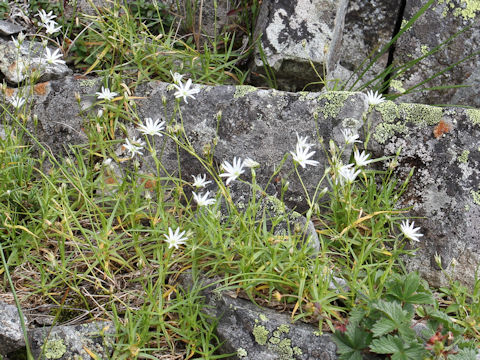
336,0,400,90
0,301,26,355
367,101,480,288
250,0,349,91
392,0,480,106
28,321,114,360
179,273,340,360
0,19,25,36
0,38,71,84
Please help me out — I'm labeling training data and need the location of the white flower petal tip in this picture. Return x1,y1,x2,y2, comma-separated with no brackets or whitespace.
291,144,319,169
341,129,361,145
244,158,260,168
173,79,200,103
170,70,184,85
163,227,188,249
366,90,386,106
220,157,245,185
138,117,165,137
192,174,212,188
8,95,26,109
123,137,145,158
400,220,423,242
45,47,65,66
192,191,216,206
338,164,360,185
96,86,118,101
353,149,374,167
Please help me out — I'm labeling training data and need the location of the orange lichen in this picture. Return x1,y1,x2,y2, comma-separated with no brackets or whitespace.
433,120,451,138
4,87,15,98
34,82,50,95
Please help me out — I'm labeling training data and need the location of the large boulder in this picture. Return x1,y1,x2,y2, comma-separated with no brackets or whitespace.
335,0,400,90
250,0,349,91
367,101,480,288
391,0,480,106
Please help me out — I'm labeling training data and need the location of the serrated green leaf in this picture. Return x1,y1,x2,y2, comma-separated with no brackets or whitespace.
373,300,408,324
448,348,478,360
370,335,427,360
403,272,420,298
371,318,397,337
406,292,434,304
333,322,372,358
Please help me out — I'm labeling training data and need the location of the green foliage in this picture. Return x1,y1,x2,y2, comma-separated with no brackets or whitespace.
0,0,9,20
333,272,477,360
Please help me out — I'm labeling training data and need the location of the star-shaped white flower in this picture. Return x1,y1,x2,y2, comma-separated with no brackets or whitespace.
44,47,65,66
170,70,184,85
354,149,374,167
400,220,423,242
8,95,25,109
12,32,26,49
366,90,386,106
192,191,216,206
173,79,200,104
43,20,62,35
220,157,245,185
296,132,313,149
164,227,188,249
36,9,56,25
291,143,319,169
337,163,360,185
96,86,118,101
341,128,361,145
123,137,145,158
138,117,165,137
192,174,212,188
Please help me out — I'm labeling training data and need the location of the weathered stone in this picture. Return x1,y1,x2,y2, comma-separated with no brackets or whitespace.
335,0,400,90
28,321,114,360
0,301,26,355
179,273,340,360
392,0,480,106
367,101,480,288
0,38,71,84
0,19,25,36
250,0,349,91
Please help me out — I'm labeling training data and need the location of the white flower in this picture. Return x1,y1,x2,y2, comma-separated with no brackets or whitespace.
244,158,260,168
43,21,62,35
12,32,25,48
170,70,184,85
96,86,118,101
366,90,385,106
192,174,212,188
8,95,25,109
103,158,114,170
192,191,216,206
44,47,65,66
123,137,145,158
400,220,423,242
138,117,165,137
338,164,360,184
220,157,245,185
173,79,200,104
354,149,374,167
341,128,361,145
36,9,56,25
296,132,313,149
291,143,319,168
163,227,187,249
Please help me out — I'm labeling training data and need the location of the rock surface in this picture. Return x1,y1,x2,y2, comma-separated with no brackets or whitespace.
392,0,480,106
250,0,349,91
367,101,480,287
0,19,24,36
28,321,114,360
0,301,26,356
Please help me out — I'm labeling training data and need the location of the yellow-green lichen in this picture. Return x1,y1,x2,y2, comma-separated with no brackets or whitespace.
458,150,470,163
373,122,408,144
390,79,406,93
293,347,303,355
233,85,258,98
266,338,297,360
399,103,443,127
253,325,269,345
270,335,281,345
237,348,248,357
278,324,290,334
421,45,430,56
437,0,480,19
43,338,67,359
259,314,268,322
467,108,480,126
316,92,354,119
471,189,480,205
